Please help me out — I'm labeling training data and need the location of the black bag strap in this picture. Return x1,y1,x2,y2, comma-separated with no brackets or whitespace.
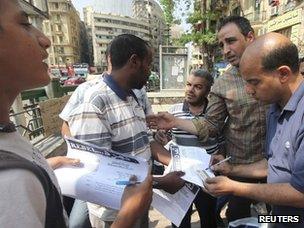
0,150,67,228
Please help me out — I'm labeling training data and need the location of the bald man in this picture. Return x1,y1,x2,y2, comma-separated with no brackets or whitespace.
204,33,304,226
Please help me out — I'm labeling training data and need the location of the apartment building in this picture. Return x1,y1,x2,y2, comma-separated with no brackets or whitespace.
43,0,82,66
84,6,151,71
20,0,48,30
133,0,166,71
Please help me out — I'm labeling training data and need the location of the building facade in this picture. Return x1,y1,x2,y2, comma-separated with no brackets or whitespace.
20,0,48,30
133,0,166,71
84,6,151,71
43,0,82,67
92,0,133,17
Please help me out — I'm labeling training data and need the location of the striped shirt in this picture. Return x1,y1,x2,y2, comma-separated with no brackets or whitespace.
169,101,223,154
59,74,152,122
192,66,268,164
67,74,152,220
68,74,151,160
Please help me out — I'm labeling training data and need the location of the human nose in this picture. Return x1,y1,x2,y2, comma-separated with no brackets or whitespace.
186,84,193,92
245,84,255,95
223,43,231,56
37,30,51,49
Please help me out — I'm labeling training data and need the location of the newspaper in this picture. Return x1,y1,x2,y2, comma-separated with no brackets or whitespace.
54,137,149,210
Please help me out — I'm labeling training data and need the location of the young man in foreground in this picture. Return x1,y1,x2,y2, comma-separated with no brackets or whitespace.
0,1,152,227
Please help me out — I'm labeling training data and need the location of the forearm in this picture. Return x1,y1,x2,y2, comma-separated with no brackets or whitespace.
112,210,138,228
234,182,304,208
150,140,171,166
230,158,267,179
174,118,198,135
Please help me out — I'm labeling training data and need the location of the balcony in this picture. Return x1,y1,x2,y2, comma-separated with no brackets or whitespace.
20,0,48,18
245,10,267,24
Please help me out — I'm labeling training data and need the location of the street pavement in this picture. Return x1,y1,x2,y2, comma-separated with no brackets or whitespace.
148,207,200,228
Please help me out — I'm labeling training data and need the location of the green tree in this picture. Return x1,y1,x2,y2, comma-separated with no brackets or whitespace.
160,0,222,71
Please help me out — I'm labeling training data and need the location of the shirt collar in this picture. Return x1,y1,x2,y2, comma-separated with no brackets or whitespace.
269,81,304,116
103,73,138,103
283,81,304,112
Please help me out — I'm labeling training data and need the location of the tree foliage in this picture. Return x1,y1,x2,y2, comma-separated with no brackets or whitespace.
159,0,174,24
160,0,222,70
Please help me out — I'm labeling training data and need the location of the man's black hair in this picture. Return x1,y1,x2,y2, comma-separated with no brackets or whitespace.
191,69,214,87
218,16,254,36
261,43,299,73
108,34,150,70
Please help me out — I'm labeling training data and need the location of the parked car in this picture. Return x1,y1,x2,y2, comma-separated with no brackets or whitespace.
59,75,69,85
64,76,86,86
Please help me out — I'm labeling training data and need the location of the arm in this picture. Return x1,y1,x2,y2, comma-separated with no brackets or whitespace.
150,141,185,194
47,156,80,170
111,175,153,228
154,130,170,146
192,90,228,144
153,171,185,194
204,176,304,208
61,121,71,137
212,157,268,179
147,113,198,135
150,140,171,166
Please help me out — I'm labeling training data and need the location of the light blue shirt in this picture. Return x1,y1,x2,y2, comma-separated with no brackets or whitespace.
266,81,304,223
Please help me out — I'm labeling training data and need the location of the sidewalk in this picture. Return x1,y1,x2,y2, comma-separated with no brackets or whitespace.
148,207,200,228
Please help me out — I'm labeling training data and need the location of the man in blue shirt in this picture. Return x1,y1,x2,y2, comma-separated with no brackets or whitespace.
204,32,304,227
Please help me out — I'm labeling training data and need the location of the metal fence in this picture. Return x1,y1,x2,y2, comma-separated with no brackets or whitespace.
10,103,44,140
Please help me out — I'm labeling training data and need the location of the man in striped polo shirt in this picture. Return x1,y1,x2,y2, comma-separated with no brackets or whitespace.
68,34,185,228
154,69,220,228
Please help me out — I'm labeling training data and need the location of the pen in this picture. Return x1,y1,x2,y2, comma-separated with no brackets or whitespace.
116,180,159,187
116,180,141,186
205,156,232,171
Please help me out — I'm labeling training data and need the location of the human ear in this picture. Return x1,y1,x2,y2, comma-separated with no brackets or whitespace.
129,54,139,68
246,31,255,42
277,66,291,83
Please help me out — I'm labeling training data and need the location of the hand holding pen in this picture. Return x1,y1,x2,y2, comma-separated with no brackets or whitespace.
205,156,232,174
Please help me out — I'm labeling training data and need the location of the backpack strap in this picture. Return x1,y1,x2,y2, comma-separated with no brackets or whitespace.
0,150,67,228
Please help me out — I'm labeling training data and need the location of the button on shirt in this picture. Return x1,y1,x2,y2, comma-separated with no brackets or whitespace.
266,81,304,222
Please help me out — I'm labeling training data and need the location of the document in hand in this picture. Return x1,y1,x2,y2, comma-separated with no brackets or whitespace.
152,160,200,227
151,144,214,226
54,137,150,210
170,144,214,187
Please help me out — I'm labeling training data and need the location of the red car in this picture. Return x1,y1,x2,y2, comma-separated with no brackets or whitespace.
64,76,85,86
